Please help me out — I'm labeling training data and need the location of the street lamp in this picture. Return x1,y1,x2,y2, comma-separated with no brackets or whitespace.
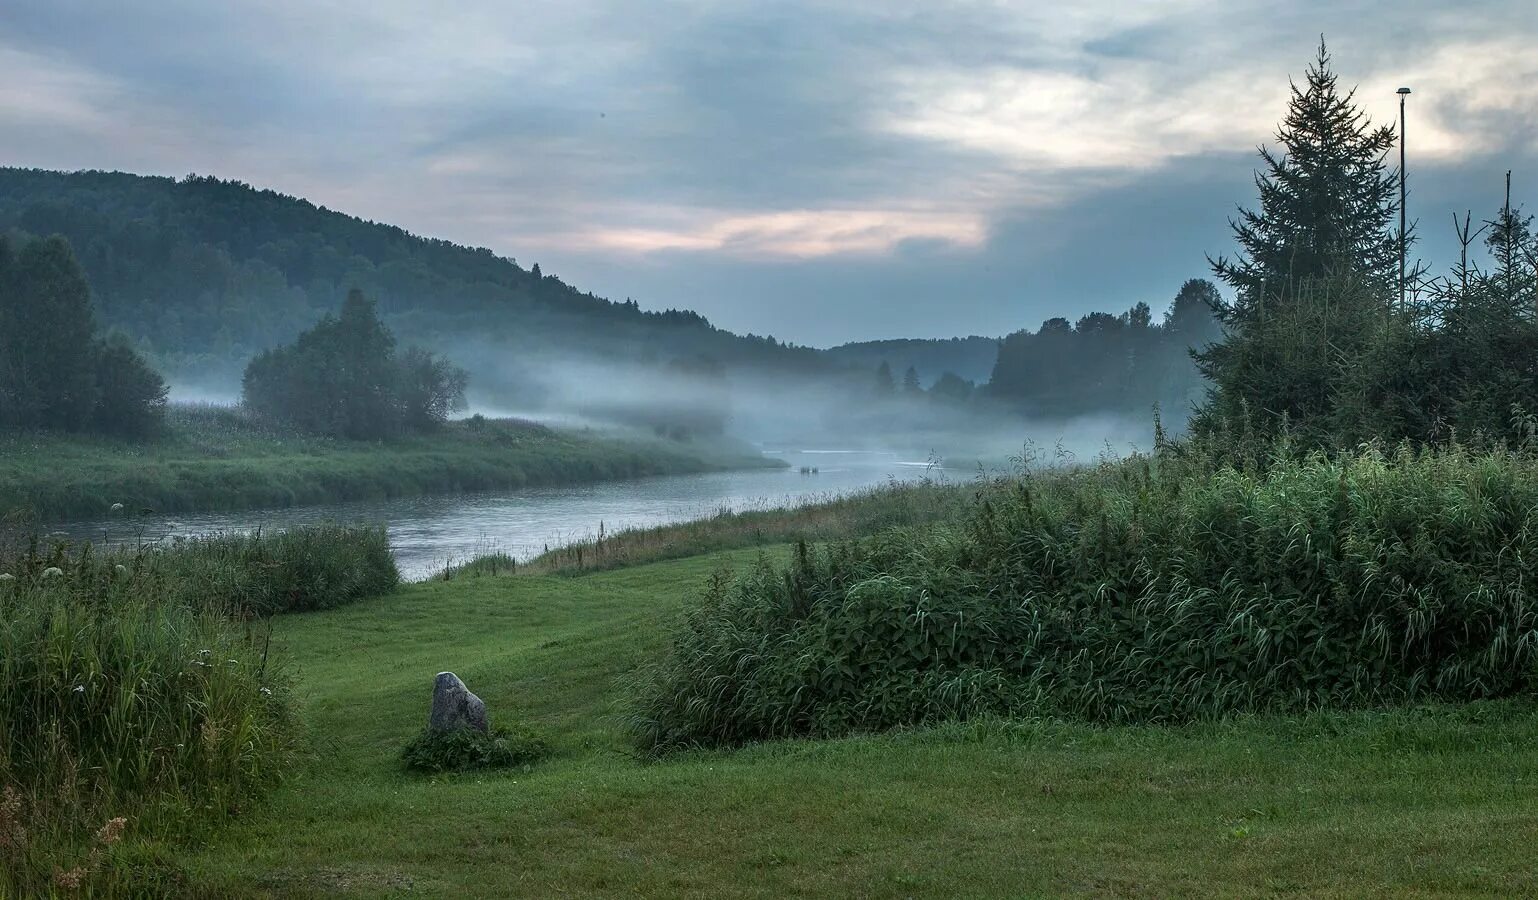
1398,86,1411,309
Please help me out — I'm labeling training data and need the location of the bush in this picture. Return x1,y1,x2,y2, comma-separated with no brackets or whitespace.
632,443,1538,753
399,726,550,774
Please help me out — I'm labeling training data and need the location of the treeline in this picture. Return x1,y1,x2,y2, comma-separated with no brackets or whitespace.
985,280,1221,418
1195,42,1538,450
0,235,166,436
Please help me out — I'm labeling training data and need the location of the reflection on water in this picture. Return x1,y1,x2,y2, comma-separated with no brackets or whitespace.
53,449,945,581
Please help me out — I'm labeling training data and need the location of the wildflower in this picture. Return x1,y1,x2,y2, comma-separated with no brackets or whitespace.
110,502,125,512
259,686,273,696
73,685,85,694
42,567,63,578
95,817,127,846
54,866,87,890
0,786,25,851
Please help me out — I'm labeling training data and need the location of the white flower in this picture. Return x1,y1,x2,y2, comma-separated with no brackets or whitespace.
259,687,272,696
73,685,85,694
110,502,125,512
42,567,63,578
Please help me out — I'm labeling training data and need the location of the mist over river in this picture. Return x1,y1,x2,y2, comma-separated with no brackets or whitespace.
52,448,952,580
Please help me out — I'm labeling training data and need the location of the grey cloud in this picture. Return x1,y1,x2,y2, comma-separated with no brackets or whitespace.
0,0,1535,347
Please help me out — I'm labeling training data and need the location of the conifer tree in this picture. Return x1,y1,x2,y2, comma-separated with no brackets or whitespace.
1196,41,1401,445
1210,40,1400,316
873,361,895,396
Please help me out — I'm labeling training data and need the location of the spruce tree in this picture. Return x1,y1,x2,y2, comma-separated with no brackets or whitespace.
1196,41,1401,446
1210,40,1400,315
873,361,895,396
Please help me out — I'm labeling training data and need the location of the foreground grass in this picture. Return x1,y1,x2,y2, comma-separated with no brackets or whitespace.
174,549,1538,898
0,406,778,520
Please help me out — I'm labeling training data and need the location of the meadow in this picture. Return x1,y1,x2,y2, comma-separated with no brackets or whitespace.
171,551,1538,896
0,404,780,521
8,446,1538,896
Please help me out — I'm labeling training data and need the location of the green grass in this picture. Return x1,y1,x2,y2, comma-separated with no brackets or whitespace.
163,549,1538,898
0,404,781,520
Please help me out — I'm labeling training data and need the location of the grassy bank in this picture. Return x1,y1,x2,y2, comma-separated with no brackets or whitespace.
0,404,781,521
159,549,1538,897
457,478,977,577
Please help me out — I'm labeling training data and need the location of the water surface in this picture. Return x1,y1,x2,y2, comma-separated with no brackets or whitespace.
54,449,943,580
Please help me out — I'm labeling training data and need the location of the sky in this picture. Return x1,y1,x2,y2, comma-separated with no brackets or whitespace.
1,1,1535,347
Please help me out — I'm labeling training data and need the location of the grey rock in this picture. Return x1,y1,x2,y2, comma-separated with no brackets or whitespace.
429,671,488,733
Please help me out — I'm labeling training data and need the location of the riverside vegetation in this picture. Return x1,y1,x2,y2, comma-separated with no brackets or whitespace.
0,523,397,894
0,403,779,521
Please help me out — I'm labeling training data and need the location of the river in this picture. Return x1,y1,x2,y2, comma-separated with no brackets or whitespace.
51,448,946,580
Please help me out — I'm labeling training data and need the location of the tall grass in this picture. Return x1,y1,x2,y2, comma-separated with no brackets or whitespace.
458,480,973,577
632,442,1538,752
0,522,396,893
5,523,398,616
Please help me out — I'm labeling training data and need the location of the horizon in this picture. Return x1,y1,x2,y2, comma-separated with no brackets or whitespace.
2,2,1535,346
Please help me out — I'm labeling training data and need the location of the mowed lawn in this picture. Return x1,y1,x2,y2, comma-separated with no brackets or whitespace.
184,548,1538,898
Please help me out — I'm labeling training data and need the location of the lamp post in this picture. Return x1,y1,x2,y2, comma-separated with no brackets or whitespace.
1398,86,1411,310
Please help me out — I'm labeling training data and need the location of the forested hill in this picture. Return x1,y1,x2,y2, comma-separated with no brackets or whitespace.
0,168,826,386
823,336,1000,387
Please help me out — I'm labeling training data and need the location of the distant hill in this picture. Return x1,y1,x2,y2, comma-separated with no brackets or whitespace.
823,336,1000,387
0,168,829,391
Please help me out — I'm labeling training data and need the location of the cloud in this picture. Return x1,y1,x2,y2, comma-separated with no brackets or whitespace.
0,0,1535,344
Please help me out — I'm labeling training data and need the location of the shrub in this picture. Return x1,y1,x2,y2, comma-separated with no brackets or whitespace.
632,443,1538,753
399,726,551,774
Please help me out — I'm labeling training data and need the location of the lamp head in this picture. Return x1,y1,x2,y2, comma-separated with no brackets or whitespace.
1397,87,1412,96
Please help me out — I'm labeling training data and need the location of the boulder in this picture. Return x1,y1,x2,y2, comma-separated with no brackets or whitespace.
429,672,488,733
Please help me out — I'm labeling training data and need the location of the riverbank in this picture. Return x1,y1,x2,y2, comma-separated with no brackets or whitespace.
0,405,781,521
168,546,1538,897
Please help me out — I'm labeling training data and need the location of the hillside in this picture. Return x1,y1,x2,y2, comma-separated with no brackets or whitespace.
0,169,830,390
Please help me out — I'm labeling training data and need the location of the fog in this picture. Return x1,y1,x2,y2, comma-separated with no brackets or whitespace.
166,331,1165,473
453,345,1162,470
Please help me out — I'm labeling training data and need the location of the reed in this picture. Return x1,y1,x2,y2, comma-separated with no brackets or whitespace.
632,441,1538,752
